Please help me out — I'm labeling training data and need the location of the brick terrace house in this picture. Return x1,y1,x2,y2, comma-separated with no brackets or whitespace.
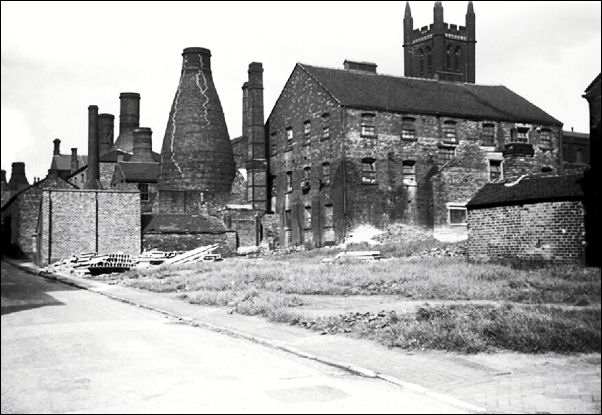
265,62,562,248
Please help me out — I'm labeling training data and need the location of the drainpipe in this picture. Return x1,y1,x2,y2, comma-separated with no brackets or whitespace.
342,106,347,247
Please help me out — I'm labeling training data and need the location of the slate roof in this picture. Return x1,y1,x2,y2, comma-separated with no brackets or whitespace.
143,214,227,234
51,154,88,171
116,162,159,183
467,173,584,209
297,64,562,126
1,174,78,211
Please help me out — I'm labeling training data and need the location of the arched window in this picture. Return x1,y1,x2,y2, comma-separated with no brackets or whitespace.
426,46,432,75
454,47,462,71
446,45,453,70
418,49,425,76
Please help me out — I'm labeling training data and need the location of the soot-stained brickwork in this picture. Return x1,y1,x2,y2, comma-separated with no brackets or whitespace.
37,189,141,266
266,62,562,248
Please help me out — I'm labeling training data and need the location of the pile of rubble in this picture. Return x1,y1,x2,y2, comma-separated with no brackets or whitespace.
417,242,467,258
372,223,433,244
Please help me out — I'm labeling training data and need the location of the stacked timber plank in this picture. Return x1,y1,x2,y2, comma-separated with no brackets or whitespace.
162,244,222,265
322,251,384,263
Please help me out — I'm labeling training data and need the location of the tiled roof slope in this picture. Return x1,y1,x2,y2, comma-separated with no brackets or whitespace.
298,64,562,126
116,162,159,183
467,173,584,209
51,155,88,171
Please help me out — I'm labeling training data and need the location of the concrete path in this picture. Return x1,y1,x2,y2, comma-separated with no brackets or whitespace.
5,259,601,414
1,261,467,414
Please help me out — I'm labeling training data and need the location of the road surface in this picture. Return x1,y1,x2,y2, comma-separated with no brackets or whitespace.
1,261,463,413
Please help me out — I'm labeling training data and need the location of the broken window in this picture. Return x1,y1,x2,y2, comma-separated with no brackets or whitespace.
481,123,495,146
286,171,293,192
285,209,292,229
303,120,311,146
322,162,330,186
361,157,377,184
304,206,312,229
302,167,311,191
361,113,376,144
513,125,530,143
489,160,502,181
402,117,416,140
321,113,330,140
286,127,293,143
442,120,457,143
402,160,416,185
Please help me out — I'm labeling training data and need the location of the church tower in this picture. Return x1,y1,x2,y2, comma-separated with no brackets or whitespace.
403,1,476,83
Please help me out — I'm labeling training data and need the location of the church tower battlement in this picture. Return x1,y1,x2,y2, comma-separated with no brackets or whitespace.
403,1,476,83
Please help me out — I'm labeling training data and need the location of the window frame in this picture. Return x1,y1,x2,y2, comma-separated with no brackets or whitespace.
138,183,150,202
361,157,377,184
481,123,495,146
402,117,416,140
442,120,457,143
447,203,467,226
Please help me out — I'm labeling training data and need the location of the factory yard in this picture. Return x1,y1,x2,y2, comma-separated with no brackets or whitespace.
86,241,601,355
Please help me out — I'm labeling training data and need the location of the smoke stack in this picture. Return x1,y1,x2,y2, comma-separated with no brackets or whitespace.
8,162,29,192
131,128,155,162
242,82,249,137
71,148,79,172
85,105,101,189
98,113,115,156
245,62,267,211
159,47,235,194
53,138,61,156
112,92,140,153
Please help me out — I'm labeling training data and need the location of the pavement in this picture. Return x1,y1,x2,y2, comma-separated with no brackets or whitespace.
4,258,601,414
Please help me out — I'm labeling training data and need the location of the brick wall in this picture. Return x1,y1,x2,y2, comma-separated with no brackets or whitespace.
38,189,140,265
267,65,561,248
467,201,585,264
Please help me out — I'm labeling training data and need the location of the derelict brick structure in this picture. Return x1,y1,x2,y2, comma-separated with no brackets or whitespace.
36,189,141,266
158,47,235,207
404,1,476,83
266,62,562,248
1,174,76,259
144,47,237,253
467,173,586,265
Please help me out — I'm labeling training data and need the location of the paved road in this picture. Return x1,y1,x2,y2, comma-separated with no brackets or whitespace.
1,261,465,414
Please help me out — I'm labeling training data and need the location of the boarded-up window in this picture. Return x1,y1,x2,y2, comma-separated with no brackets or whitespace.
481,123,495,146
361,158,377,184
361,113,376,147
402,117,416,140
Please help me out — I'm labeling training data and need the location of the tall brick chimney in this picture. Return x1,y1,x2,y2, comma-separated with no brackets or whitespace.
85,105,101,189
131,128,155,162
159,47,235,195
71,148,79,173
112,93,140,154
98,113,115,157
242,82,249,139
245,62,267,211
53,138,61,156
8,162,29,192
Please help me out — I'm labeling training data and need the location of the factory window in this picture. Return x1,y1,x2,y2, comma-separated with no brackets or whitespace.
303,120,311,146
402,160,416,185
489,160,502,181
540,128,552,150
322,162,330,186
270,175,277,213
270,132,277,155
361,157,377,184
481,123,495,146
447,204,467,226
438,147,455,163
321,113,330,140
402,117,416,140
286,171,293,192
304,206,312,229
286,127,293,142
442,120,457,143
361,113,376,138
138,183,149,202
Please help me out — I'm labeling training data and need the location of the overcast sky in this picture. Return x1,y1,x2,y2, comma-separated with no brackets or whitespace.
1,1,600,182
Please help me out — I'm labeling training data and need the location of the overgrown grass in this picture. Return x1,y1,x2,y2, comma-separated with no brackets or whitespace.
288,304,601,354
119,257,601,305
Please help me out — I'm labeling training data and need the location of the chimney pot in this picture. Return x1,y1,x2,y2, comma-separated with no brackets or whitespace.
98,113,115,157
53,138,61,156
71,148,79,172
8,162,29,191
131,127,155,162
